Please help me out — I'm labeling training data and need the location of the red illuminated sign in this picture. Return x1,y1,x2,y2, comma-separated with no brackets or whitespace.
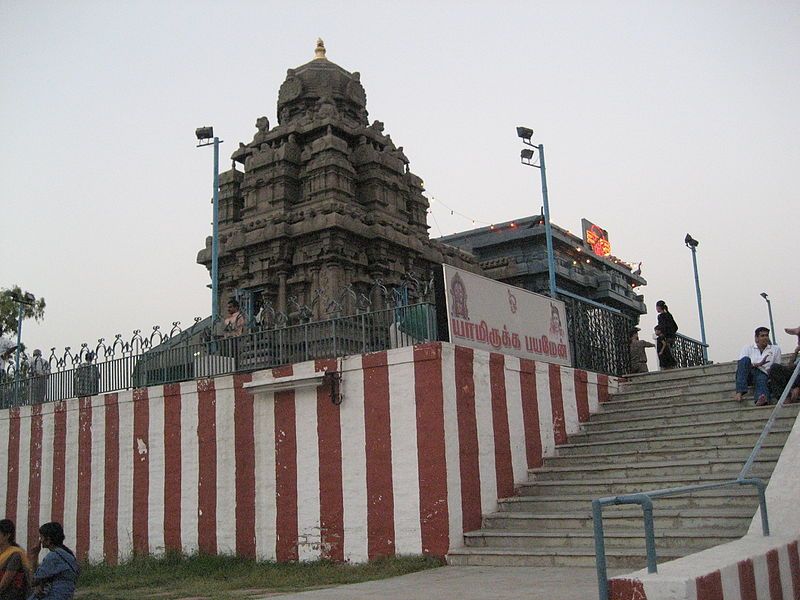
581,218,611,257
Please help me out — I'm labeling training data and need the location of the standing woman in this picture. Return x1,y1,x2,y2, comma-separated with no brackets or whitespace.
655,301,679,340
0,519,31,600
27,523,79,600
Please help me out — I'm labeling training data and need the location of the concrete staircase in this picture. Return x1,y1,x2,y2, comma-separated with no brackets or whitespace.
447,361,799,569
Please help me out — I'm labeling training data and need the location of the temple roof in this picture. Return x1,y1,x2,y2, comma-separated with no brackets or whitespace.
277,39,368,126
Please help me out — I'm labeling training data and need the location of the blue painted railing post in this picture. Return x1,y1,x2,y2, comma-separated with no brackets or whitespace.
592,500,609,600
755,480,770,536
641,496,658,573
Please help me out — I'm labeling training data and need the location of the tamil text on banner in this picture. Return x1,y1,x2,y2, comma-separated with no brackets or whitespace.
443,264,571,366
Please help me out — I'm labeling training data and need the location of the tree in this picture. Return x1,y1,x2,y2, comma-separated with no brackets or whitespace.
0,285,46,337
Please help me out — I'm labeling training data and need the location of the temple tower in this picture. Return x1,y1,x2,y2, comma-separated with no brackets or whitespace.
197,40,473,320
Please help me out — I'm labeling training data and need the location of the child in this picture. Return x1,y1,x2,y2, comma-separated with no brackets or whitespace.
655,325,677,370
629,328,655,374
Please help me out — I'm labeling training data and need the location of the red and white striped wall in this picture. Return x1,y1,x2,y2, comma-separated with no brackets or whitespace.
1,342,613,564
610,538,800,600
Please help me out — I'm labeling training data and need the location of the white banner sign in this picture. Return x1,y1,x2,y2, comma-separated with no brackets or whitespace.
443,265,572,366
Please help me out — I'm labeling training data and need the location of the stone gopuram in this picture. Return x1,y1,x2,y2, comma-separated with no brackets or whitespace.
197,40,475,321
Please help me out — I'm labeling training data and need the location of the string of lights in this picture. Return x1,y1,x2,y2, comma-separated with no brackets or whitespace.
426,196,493,228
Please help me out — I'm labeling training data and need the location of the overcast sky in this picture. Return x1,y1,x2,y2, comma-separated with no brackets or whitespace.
2,1,798,365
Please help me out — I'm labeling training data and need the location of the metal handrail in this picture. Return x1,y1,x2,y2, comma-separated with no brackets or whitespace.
592,359,800,600
672,333,710,368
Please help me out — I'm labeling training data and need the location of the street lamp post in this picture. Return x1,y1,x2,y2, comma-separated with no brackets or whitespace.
196,127,223,325
684,234,708,363
517,127,556,298
760,292,776,344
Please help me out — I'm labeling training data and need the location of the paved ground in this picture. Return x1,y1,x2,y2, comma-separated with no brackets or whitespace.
264,566,626,600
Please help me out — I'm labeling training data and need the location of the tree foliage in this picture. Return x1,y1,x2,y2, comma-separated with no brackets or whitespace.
0,285,46,337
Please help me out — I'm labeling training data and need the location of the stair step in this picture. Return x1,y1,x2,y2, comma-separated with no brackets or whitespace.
620,363,737,385
614,370,736,397
498,490,759,512
582,405,797,430
529,457,776,481
594,398,799,420
545,446,782,467
482,508,755,531
556,428,791,456
610,382,734,403
594,396,736,420
569,416,796,442
463,527,744,550
517,473,769,496
446,546,685,569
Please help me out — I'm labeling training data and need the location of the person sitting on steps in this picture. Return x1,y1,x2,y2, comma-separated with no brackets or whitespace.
734,326,782,406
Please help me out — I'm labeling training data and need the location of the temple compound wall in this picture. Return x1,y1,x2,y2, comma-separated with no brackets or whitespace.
0,341,613,564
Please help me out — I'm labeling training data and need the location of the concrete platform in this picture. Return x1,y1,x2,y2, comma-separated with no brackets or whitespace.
264,566,624,599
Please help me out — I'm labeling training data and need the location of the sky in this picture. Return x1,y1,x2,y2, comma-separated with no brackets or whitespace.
2,1,798,365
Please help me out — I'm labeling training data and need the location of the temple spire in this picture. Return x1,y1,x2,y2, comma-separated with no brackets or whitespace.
314,38,327,60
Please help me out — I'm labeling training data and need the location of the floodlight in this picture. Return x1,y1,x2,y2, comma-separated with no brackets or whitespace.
516,126,534,141
520,148,535,161
684,233,699,248
195,126,214,141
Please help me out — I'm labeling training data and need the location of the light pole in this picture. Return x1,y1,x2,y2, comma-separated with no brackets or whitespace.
517,126,556,298
760,292,776,344
196,127,223,325
684,234,708,363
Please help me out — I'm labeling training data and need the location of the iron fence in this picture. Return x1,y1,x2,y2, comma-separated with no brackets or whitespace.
0,288,712,408
671,333,709,368
0,303,437,408
562,295,634,376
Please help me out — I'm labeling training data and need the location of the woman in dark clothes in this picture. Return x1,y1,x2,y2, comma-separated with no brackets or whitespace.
27,523,79,600
655,301,678,340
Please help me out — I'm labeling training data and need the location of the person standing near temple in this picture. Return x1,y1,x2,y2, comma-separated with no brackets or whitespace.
73,351,100,397
223,299,246,338
629,328,655,374
29,349,50,403
655,300,678,341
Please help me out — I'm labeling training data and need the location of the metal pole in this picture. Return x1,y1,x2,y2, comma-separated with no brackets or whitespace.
641,497,658,573
591,500,609,600
755,480,770,536
13,302,24,402
211,136,220,325
14,302,23,376
538,144,557,298
764,297,776,344
689,245,708,363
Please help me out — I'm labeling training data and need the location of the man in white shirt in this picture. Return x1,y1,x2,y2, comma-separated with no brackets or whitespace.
734,326,781,406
